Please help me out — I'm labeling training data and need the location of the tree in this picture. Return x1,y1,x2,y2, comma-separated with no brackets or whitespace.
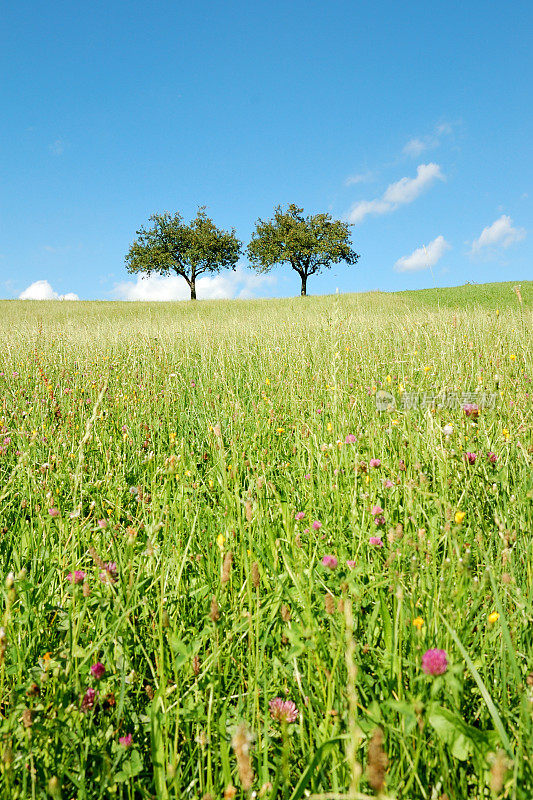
125,208,242,300
247,204,359,296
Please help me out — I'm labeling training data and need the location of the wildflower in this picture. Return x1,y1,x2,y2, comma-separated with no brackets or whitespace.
304,473,311,480
251,561,260,588
463,403,479,418
312,520,322,530
119,733,133,747
97,519,108,529
346,560,357,569
369,458,381,468
465,452,477,465
321,555,338,570
510,354,516,361
421,649,448,676
487,451,498,464
99,562,117,583
454,511,465,524
443,424,453,436
48,507,59,517
374,515,385,527
412,617,424,630
294,511,305,520
209,596,220,622
370,505,383,516
81,687,98,712
369,536,384,547
269,697,299,723
345,434,357,444
502,428,510,440
383,480,394,488
217,533,225,549
221,551,233,585
488,612,500,624
90,662,106,679
325,592,335,614
67,570,86,584
231,723,254,791
366,727,388,795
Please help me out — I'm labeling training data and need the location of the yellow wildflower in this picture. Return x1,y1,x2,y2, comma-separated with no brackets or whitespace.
488,612,500,624
216,534,225,549
412,617,424,630
455,511,466,524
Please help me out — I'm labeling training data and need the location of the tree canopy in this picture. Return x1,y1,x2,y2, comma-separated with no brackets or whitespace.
125,208,242,300
247,204,359,296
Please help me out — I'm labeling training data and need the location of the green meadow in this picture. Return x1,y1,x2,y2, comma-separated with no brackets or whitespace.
0,281,531,799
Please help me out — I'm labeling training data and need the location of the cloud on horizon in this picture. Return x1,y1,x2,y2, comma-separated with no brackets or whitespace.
112,266,276,301
470,214,526,254
19,280,79,300
394,235,451,273
346,163,444,224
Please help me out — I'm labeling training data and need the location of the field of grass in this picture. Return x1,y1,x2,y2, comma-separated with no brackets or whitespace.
0,282,531,800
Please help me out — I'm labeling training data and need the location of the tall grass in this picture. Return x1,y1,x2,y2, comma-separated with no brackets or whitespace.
0,288,531,799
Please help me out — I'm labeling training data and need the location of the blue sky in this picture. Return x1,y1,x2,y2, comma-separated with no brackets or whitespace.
1,0,531,300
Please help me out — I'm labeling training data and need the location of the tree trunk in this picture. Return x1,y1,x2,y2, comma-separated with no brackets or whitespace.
301,273,307,296
190,278,197,300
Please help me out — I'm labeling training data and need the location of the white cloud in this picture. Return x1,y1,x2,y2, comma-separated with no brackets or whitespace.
403,122,454,157
384,163,444,204
345,171,373,186
112,266,276,301
347,199,391,223
470,215,526,254
19,280,80,300
347,163,444,223
394,235,451,273
402,138,428,157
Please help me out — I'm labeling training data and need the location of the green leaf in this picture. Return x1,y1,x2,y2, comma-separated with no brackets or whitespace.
428,704,498,761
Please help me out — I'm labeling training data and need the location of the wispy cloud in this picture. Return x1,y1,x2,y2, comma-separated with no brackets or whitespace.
394,235,451,273
112,266,276,301
470,215,526,254
49,139,66,156
19,280,79,300
403,122,454,157
402,138,429,157
347,163,444,223
344,171,374,186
